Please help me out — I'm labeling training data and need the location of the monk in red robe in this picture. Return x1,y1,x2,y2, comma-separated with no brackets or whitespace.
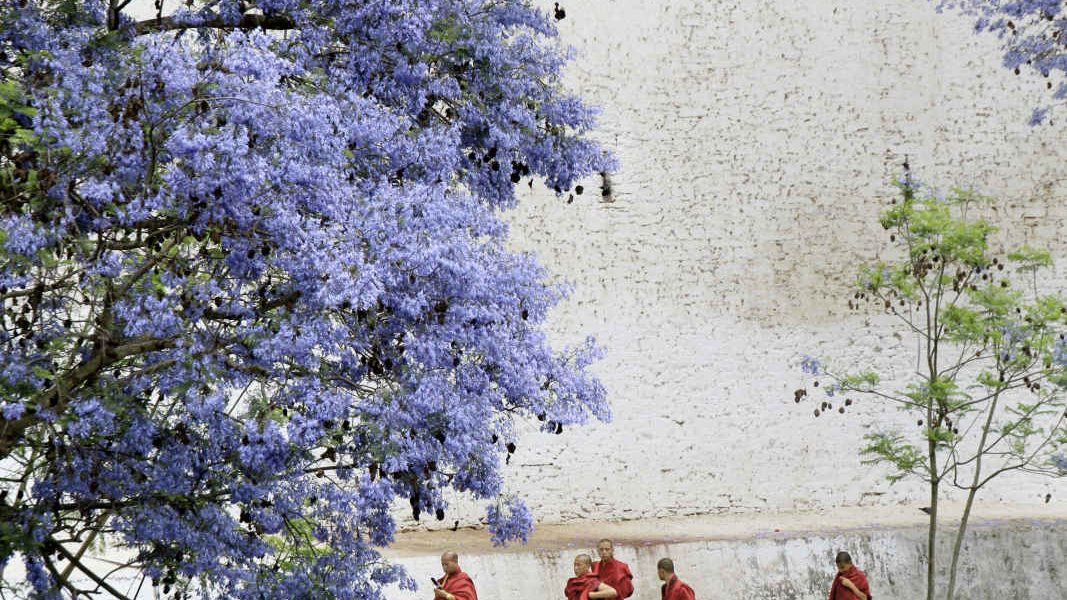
656,558,695,600
592,539,634,600
829,551,870,600
433,552,478,600
565,554,617,600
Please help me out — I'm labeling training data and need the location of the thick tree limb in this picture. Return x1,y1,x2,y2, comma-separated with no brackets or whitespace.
0,336,175,459
134,13,295,36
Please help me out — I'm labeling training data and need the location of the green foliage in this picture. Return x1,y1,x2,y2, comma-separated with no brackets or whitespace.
1008,246,1053,272
428,15,464,44
862,432,925,483
808,183,1067,476
798,179,1067,600
839,370,880,390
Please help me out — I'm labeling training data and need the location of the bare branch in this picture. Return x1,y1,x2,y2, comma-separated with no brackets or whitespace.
52,538,136,600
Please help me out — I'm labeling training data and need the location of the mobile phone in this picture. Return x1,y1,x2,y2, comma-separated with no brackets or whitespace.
431,577,440,588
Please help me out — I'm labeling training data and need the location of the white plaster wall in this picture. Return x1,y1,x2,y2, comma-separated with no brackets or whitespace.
408,0,1067,530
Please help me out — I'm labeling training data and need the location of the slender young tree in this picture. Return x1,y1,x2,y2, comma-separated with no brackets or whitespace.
0,0,613,597
798,179,1067,600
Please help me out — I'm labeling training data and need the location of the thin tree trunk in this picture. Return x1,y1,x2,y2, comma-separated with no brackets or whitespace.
947,387,1000,600
926,377,939,600
927,474,938,600
946,487,977,600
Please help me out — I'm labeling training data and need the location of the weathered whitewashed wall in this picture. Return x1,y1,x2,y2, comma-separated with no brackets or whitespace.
407,0,1067,531
384,511,1067,600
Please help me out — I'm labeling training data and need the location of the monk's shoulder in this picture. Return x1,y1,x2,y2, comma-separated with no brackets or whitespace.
448,572,475,588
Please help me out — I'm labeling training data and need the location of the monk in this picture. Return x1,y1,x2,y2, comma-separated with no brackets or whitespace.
565,554,618,600
592,539,634,600
433,552,478,600
829,551,870,600
656,558,695,600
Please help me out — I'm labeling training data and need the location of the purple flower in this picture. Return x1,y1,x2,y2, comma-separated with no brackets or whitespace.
800,355,823,375
938,1,1067,122
1053,454,1067,471
486,496,534,546
0,402,24,420
0,0,613,597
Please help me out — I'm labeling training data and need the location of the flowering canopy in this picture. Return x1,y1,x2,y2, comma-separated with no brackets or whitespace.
937,0,1067,123
0,0,612,597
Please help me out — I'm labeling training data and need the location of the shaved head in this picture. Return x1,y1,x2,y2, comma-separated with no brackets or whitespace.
657,558,675,573
596,539,614,561
572,553,593,577
835,551,854,573
440,551,460,575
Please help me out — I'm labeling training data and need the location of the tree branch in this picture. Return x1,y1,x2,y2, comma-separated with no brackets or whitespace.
52,537,136,600
0,336,175,459
134,13,295,36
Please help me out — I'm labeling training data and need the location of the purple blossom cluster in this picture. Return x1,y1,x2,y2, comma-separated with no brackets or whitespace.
937,0,1067,122
485,496,534,546
1053,453,1067,471
0,0,613,597
799,355,823,375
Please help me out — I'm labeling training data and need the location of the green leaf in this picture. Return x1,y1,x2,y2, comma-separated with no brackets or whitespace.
862,432,925,481
429,16,463,44
1008,245,1053,272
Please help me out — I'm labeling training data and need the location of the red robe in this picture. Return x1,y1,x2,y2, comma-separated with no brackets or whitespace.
593,558,634,599
829,565,870,600
661,574,695,600
565,572,603,600
439,570,478,600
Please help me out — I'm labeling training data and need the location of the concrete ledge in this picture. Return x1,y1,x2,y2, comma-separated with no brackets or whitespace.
383,501,1067,556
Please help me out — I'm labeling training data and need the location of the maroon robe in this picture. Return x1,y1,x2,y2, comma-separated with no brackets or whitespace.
829,565,870,600
593,558,634,599
661,574,695,600
565,572,603,600
438,570,478,600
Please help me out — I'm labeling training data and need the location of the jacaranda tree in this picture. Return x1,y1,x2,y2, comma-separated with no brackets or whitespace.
936,0,1067,124
0,0,613,597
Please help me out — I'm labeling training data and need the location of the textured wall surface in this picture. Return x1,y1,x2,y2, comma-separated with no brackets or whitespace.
405,0,1067,530
384,510,1067,600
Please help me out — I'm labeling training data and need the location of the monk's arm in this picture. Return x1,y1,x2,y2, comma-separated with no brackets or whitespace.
840,578,866,600
589,583,618,599
436,585,475,600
